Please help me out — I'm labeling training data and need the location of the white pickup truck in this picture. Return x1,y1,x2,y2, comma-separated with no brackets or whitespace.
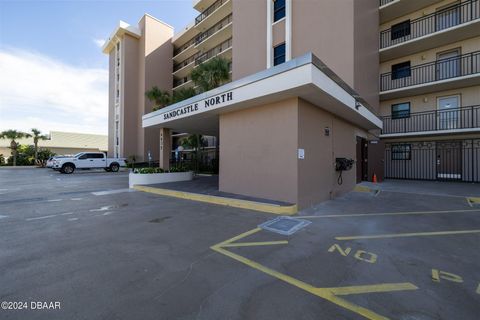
53,152,126,174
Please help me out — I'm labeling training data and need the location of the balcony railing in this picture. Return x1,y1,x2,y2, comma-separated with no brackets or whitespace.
196,14,232,45
195,38,232,65
174,37,196,57
380,0,480,49
173,53,199,72
380,0,395,7
380,51,480,91
381,105,480,135
173,76,191,88
195,0,227,25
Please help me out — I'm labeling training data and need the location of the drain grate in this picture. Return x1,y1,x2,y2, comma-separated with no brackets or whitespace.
259,216,311,236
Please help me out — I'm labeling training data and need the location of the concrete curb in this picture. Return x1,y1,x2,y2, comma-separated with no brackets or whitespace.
133,185,297,215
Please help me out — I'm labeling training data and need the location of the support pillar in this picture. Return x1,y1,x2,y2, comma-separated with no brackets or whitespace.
159,128,171,170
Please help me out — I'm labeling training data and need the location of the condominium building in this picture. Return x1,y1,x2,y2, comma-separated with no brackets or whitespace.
103,0,479,208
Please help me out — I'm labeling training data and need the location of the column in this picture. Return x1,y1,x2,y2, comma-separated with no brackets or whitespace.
159,128,171,170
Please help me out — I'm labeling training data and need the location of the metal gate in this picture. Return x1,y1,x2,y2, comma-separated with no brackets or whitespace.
385,139,480,182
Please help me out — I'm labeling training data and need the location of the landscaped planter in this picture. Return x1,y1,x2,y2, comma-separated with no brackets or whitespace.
129,170,193,188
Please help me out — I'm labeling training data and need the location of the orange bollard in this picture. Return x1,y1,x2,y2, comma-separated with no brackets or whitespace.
372,173,377,183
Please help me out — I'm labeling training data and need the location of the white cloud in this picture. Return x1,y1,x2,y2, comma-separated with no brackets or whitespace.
0,48,108,135
93,38,106,48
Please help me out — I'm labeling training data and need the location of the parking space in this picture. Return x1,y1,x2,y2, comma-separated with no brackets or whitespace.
0,168,479,319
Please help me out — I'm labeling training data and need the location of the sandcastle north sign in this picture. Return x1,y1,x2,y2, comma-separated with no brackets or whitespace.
162,91,233,121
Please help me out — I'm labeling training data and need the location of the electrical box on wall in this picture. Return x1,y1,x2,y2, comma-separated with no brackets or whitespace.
298,149,305,160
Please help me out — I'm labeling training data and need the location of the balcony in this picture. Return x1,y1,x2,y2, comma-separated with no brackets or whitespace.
380,51,480,100
195,38,232,65
381,105,480,137
195,14,232,51
173,37,199,63
379,0,445,24
195,0,231,30
380,0,480,61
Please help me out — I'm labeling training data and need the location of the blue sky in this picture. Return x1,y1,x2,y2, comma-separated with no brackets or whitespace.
0,0,197,135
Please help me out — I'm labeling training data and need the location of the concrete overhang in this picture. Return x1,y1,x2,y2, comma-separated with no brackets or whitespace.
102,21,141,54
142,53,383,136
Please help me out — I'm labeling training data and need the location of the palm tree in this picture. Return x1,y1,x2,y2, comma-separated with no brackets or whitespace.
31,128,48,163
191,57,230,92
0,130,31,166
172,87,197,104
145,86,171,111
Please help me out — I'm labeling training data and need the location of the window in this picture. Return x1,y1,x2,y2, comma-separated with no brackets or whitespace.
390,20,411,41
87,153,104,159
392,61,411,80
273,0,286,22
273,43,286,66
78,154,88,160
392,144,411,160
391,102,410,119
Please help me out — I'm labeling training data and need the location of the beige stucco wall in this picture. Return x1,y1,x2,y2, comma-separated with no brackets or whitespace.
219,98,299,204
121,34,140,160
108,50,115,157
354,0,380,113
219,97,363,208
380,36,480,73
380,85,480,116
138,15,173,162
231,0,267,80
297,99,362,207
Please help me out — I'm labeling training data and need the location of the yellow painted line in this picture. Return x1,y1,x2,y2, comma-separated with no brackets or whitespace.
300,208,480,219
467,197,480,207
326,283,418,296
354,185,374,193
336,229,480,241
221,240,289,248
211,245,390,320
133,185,297,215
212,228,417,320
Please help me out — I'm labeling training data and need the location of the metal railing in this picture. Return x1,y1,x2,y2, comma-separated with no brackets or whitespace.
173,76,192,88
385,139,480,182
380,0,480,49
173,53,199,72
195,0,228,25
174,37,196,57
379,0,395,7
196,14,232,45
381,105,480,135
380,51,480,91
195,38,232,65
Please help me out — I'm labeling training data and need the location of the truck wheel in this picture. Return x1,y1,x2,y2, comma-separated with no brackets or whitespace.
62,164,75,174
110,163,119,172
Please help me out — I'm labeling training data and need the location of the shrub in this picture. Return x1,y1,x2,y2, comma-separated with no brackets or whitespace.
132,166,189,174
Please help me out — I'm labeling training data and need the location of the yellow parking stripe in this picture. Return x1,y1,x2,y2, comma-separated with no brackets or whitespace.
467,197,480,207
336,229,480,241
133,185,297,215
326,283,418,296
221,241,288,248
212,228,417,320
300,208,480,219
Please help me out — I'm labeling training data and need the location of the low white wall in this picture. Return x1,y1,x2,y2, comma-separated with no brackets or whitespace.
129,171,193,188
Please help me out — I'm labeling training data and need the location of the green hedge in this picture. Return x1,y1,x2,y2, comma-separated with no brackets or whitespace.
132,166,189,174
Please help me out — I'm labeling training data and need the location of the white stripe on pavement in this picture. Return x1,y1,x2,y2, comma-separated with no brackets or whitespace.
92,188,135,196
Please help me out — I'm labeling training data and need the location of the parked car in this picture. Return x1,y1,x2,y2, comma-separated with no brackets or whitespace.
53,152,126,174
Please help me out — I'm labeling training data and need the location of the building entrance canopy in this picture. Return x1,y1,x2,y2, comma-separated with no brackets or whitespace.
142,53,382,135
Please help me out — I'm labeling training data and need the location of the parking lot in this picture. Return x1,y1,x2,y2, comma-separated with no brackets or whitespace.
1,168,479,319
